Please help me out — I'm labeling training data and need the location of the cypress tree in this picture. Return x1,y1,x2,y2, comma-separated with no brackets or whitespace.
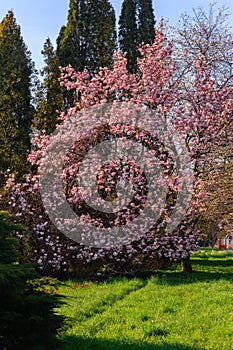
34,38,63,134
57,0,117,73
118,0,155,73
0,11,34,176
137,0,155,45
85,0,117,73
56,0,86,71
118,0,138,73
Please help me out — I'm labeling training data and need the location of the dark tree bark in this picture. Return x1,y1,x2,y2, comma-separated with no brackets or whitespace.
181,255,193,272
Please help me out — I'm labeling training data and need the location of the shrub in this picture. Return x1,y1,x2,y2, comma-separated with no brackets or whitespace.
0,211,63,349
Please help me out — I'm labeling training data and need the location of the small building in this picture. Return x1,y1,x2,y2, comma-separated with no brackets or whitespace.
218,235,233,250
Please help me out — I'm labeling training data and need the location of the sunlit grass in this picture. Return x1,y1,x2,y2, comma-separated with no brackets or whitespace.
56,250,233,350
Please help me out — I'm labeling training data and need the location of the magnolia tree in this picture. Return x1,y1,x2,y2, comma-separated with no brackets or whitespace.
2,23,232,276
173,58,233,247
195,134,233,241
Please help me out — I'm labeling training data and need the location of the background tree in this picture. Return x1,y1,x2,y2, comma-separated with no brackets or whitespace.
34,38,63,135
170,56,232,267
137,0,155,45
197,137,233,242
57,0,117,73
171,2,233,246
173,2,233,89
0,11,34,177
118,0,155,73
56,0,116,109
85,0,117,73
118,0,138,73
56,0,86,72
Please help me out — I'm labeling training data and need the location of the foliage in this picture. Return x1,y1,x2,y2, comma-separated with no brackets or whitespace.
118,0,155,73
0,11,34,177
56,0,117,110
165,3,233,239
197,141,233,238
137,0,156,45
57,0,117,73
34,38,63,135
172,57,233,238
118,0,138,73
0,211,63,349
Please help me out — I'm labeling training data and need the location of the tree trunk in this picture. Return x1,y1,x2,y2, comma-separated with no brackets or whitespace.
181,255,193,272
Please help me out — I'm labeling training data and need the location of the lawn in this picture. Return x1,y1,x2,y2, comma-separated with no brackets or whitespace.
55,250,233,350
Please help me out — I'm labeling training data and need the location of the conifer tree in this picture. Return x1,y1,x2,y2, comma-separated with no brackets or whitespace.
56,0,86,71
34,38,63,134
0,11,34,176
0,211,63,349
118,0,155,73
118,0,138,73
57,0,117,73
85,0,117,73
137,0,155,45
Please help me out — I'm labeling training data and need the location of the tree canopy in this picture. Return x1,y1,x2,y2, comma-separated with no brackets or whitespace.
118,0,155,73
57,0,117,73
34,37,63,134
0,11,34,176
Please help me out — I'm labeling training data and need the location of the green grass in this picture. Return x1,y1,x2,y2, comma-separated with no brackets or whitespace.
55,250,233,350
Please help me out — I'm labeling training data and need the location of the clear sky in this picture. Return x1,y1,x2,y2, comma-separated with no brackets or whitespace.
0,0,233,72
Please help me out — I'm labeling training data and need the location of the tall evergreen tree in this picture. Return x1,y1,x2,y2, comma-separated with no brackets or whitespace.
85,0,117,73
0,11,34,176
57,0,117,73
118,0,155,73
118,0,138,73
34,38,63,134
56,0,86,71
137,0,155,45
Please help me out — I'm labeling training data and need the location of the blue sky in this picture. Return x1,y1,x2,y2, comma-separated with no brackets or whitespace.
0,0,233,71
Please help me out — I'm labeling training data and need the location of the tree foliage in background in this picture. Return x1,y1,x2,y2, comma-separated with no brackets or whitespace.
118,0,138,73
0,11,34,177
137,0,156,45
57,0,117,73
56,0,117,109
172,2,233,240
56,0,86,72
0,211,63,350
173,2,233,89
34,38,63,135
198,139,233,240
118,0,155,73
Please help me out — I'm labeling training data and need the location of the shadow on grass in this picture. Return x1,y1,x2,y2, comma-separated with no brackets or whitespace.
60,256,232,288
151,270,233,286
92,262,233,286
67,269,233,288
60,335,201,350
191,257,233,267
93,265,233,286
